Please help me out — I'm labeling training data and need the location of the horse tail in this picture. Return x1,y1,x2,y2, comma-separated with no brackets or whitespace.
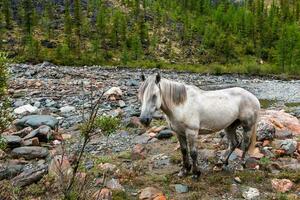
248,121,257,156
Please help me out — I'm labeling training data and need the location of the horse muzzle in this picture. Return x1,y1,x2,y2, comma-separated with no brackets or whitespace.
139,116,152,127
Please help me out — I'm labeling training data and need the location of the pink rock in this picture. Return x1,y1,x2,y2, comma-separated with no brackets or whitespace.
271,178,293,193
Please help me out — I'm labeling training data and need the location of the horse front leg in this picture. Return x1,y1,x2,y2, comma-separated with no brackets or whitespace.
176,133,191,177
186,129,201,180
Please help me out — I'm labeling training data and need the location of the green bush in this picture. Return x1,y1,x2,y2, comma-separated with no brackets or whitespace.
95,115,120,136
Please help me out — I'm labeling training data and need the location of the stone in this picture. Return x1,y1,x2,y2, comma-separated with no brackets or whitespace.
105,178,124,191
98,163,117,173
14,115,59,130
60,105,76,113
11,146,49,160
275,130,293,139
23,125,52,142
132,133,151,144
132,144,147,160
104,87,122,100
256,120,275,141
234,177,242,184
93,188,112,200
2,135,22,148
11,165,48,187
198,149,216,160
48,155,73,180
271,179,293,193
242,187,260,200
22,137,39,146
259,110,300,136
0,163,24,180
0,150,7,159
155,129,174,139
118,100,126,108
126,79,139,86
174,184,188,193
14,104,38,115
244,157,259,169
279,139,297,155
139,187,165,200
297,142,300,153
12,127,33,138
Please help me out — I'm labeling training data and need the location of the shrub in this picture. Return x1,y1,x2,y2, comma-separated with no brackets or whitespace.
95,115,120,136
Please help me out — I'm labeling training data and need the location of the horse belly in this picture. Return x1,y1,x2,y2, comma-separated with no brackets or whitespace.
199,104,239,132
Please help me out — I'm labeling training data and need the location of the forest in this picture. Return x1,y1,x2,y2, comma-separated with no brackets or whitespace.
1,0,300,75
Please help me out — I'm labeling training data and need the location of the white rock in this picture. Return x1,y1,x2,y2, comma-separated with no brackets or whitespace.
104,87,123,97
14,104,38,115
242,187,260,200
60,106,76,113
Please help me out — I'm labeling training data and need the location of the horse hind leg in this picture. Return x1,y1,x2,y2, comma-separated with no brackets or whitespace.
241,121,257,160
221,120,241,166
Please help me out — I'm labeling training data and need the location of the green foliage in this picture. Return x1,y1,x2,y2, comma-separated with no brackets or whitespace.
0,52,12,133
1,0,300,75
95,116,121,136
0,136,7,150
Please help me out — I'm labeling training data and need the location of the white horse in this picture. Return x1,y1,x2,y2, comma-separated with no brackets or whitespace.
138,73,260,179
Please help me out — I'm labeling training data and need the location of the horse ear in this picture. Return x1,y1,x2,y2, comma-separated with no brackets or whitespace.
141,74,146,81
155,72,161,84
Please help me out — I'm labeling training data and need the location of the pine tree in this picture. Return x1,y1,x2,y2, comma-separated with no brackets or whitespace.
3,0,12,29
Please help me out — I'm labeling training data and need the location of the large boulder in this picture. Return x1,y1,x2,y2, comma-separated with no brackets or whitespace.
14,115,59,130
11,146,49,160
259,110,300,136
0,163,24,180
104,87,123,101
23,125,52,142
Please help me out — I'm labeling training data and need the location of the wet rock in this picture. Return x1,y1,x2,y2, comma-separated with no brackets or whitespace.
60,105,76,113
3,135,22,148
139,187,166,200
271,178,293,193
12,127,33,138
11,165,48,187
174,184,188,193
93,188,112,200
0,163,24,180
132,144,147,160
155,129,174,139
23,125,52,142
14,115,59,130
14,104,38,115
105,178,124,191
48,155,73,180
256,120,275,141
279,139,297,155
11,146,49,159
242,187,260,200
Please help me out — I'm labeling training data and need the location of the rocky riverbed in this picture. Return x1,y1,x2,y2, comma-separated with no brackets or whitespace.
0,62,300,200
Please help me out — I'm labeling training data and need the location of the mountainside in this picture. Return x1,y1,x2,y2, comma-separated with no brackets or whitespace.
1,0,300,75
